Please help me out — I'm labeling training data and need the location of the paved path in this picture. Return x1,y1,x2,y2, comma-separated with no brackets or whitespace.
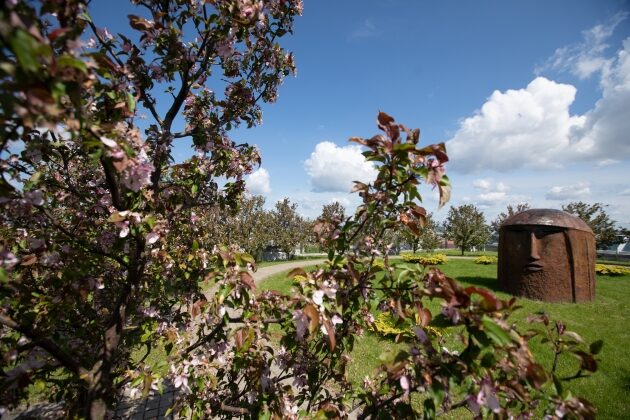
252,259,326,284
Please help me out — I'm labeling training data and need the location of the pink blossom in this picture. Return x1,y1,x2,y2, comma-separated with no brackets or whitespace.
122,161,154,192
238,1,263,22
172,372,191,393
97,27,113,40
312,290,324,306
143,306,158,318
400,375,410,392
0,251,18,269
101,137,118,148
117,221,130,238
146,232,160,245
216,38,235,60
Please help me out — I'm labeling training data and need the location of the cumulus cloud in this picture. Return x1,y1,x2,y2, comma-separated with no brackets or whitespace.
447,28,630,173
245,168,271,195
469,179,527,208
570,37,630,158
304,141,377,193
535,12,627,79
473,179,508,192
545,182,591,200
446,77,585,172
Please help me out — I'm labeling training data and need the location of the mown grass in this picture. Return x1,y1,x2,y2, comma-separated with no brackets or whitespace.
259,259,630,419
256,254,328,268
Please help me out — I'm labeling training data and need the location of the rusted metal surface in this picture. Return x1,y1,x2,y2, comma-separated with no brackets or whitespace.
502,208,592,232
498,209,596,302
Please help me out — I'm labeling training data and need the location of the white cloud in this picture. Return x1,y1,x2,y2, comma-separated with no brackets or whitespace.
535,12,627,79
477,191,508,204
472,179,492,190
597,158,620,167
447,32,630,173
446,77,585,172
620,188,630,196
545,182,591,200
245,168,271,195
304,141,377,193
468,179,527,208
473,178,508,192
570,37,630,158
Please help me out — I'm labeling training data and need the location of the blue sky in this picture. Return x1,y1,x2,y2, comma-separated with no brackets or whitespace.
92,1,630,227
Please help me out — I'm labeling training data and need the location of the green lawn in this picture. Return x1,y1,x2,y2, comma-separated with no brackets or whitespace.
259,259,630,419
256,254,326,268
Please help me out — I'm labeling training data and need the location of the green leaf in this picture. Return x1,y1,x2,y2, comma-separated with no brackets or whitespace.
423,398,436,419
58,55,88,73
481,316,512,346
10,29,49,73
240,253,255,265
144,215,156,229
126,92,136,113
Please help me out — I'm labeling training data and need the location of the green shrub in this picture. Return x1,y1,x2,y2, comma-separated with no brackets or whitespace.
401,252,448,265
474,256,498,265
372,258,386,269
595,264,630,276
371,312,441,339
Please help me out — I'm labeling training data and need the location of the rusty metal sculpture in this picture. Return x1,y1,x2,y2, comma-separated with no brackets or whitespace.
498,209,595,302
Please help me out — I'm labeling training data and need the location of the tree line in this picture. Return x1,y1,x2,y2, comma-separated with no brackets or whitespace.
225,198,624,260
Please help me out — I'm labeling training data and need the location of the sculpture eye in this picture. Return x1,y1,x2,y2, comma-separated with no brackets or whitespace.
533,228,563,239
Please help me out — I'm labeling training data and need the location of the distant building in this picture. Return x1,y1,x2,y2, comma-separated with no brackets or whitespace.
596,236,630,260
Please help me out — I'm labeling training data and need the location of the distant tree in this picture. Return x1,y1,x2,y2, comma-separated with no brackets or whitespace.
419,213,441,252
400,212,440,253
562,202,617,248
491,203,530,235
320,201,346,222
443,204,490,256
271,198,306,259
228,195,272,261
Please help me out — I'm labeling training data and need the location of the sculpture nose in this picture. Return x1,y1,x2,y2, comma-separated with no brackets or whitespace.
529,232,541,260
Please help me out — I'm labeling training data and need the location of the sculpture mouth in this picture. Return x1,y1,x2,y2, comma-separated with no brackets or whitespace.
524,263,543,272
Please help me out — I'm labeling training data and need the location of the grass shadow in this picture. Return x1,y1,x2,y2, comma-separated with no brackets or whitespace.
456,275,502,293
